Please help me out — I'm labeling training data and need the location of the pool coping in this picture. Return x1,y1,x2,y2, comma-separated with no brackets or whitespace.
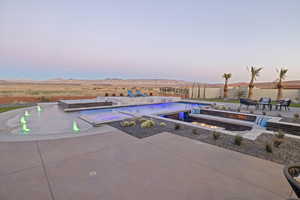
63,100,211,112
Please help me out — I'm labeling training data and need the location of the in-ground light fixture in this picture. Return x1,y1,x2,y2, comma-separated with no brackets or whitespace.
73,121,80,133
22,123,30,134
24,110,31,117
20,116,26,124
37,105,42,112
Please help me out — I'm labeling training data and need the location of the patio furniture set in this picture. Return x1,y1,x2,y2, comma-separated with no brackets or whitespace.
240,98,291,111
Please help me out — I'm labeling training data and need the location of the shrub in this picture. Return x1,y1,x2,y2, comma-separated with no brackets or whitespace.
192,129,198,135
40,96,51,102
213,131,220,140
141,120,155,128
294,113,300,119
160,122,166,127
276,130,285,139
265,143,273,153
234,135,243,146
174,124,181,130
121,121,130,127
129,121,136,127
140,122,148,128
273,139,283,148
138,118,147,123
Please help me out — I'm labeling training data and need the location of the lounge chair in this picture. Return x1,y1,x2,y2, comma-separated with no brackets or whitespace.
127,90,136,97
240,98,258,110
258,97,272,110
275,98,291,111
136,90,147,97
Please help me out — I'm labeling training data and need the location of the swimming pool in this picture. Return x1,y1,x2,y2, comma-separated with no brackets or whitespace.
80,102,208,125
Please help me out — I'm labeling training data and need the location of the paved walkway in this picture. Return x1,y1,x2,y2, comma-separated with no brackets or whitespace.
0,129,294,200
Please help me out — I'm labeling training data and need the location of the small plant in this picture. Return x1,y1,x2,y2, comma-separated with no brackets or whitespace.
234,135,243,146
174,124,181,130
140,120,155,128
140,122,148,128
40,96,51,102
273,139,282,148
138,118,147,123
276,130,285,139
160,122,166,127
129,121,136,127
213,131,220,140
294,113,300,119
265,143,273,153
192,129,198,135
121,121,130,127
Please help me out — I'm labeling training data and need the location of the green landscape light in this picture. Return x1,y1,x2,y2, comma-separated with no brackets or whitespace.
24,110,30,117
73,121,80,132
22,123,30,133
37,105,42,112
20,116,26,124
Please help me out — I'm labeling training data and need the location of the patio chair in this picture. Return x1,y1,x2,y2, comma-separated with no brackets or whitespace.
283,164,300,199
127,90,136,97
276,98,291,111
239,98,258,110
258,97,272,110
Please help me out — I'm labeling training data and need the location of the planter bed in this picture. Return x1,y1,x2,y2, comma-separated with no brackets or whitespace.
110,117,300,165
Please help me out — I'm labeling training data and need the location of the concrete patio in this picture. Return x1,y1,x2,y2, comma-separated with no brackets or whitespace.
0,128,295,200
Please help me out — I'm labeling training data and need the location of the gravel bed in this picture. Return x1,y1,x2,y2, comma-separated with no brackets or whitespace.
109,117,300,165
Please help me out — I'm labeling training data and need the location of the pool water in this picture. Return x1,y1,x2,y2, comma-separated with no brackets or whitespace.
80,102,207,124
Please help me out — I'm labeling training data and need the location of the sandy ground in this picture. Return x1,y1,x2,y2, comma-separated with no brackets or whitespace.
0,82,162,104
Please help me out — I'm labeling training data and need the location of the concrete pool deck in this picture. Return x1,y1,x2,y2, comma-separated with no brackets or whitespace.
0,130,295,200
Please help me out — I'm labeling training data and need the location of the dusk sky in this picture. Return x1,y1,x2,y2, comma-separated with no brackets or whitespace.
1,0,300,83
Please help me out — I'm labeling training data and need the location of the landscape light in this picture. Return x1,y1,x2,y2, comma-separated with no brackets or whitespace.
24,110,30,117
20,116,26,124
73,121,80,132
37,105,42,112
22,123,30,133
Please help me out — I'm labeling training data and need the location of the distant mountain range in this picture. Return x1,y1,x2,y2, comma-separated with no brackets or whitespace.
1,79,300,89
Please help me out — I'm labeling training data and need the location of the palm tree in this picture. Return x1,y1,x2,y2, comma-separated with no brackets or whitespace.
222,73,232,98
276,68,288,101
247,66,263,99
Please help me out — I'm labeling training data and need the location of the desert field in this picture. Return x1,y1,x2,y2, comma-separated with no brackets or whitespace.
1,79,300,104
0,80,167,104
